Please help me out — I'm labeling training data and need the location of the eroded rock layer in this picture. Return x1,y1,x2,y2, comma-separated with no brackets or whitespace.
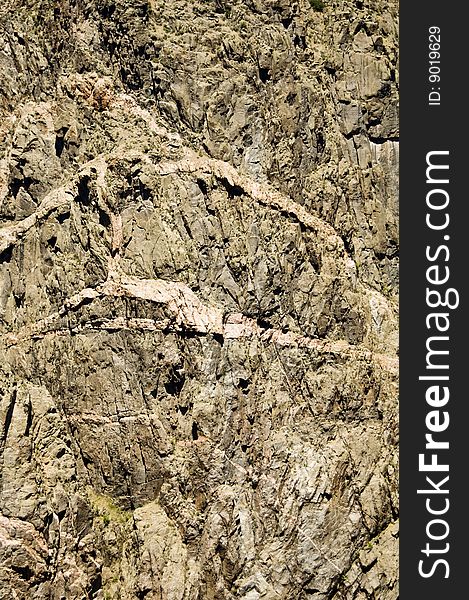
0,1,398,598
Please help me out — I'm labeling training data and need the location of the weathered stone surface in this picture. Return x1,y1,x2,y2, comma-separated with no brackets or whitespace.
0,1,398,598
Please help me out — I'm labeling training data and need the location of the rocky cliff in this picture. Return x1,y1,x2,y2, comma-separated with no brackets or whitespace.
0,1,398,598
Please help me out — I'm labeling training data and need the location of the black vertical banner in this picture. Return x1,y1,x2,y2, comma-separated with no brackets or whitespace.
400,3,467,598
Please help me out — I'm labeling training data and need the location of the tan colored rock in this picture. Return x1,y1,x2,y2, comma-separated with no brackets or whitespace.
0,1,398,598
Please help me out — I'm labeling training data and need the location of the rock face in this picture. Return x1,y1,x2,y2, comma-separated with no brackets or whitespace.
0,1,398,599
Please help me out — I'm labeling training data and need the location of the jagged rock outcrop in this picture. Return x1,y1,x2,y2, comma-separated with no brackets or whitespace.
0,1,398,598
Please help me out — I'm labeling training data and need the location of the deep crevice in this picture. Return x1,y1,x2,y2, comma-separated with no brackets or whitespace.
86,572,102,598
197,178,208,195
57,211,70,224
369,135,399,145
361,556,378,573
237,378,250,393
77,176,92,206
213,332,224,345
256,317,271,331
98,208,111,228
293,35,306,49
11,565,34,580
259,67,271,83
2,389,17,445
220,177,244,199
9,176,34,199
0,246,13,264
55,127,68,157
164,369,185,396
24,399,33,437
